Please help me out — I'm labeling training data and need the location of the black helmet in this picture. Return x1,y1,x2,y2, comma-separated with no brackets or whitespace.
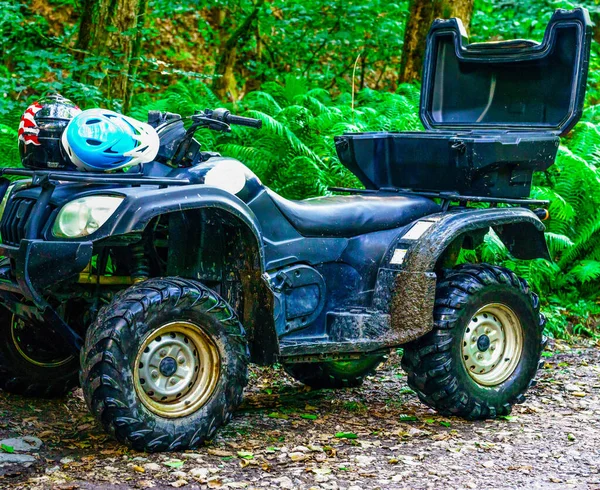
18,94,81,170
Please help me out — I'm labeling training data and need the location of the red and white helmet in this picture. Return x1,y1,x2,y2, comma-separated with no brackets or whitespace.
18,94,82,170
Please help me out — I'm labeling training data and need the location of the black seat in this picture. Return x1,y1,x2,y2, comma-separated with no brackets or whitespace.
267,190,441,238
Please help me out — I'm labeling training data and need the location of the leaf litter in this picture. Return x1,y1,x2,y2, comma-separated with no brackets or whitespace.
1,342,600,489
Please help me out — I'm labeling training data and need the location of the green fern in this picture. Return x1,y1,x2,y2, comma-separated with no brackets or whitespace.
567,260,600,284
0,124,21,170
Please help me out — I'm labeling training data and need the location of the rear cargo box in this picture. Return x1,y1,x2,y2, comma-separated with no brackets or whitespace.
335,8,592,198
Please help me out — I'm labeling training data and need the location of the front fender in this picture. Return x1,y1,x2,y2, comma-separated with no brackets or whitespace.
87,185,266,270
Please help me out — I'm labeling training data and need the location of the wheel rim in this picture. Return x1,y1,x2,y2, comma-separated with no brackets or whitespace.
134,321,220,418
461,303,523,387
11,316,74,368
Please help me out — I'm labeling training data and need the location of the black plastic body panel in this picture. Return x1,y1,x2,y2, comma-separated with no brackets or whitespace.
0,239,91,352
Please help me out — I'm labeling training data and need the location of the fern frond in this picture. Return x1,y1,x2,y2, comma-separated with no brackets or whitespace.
544,232,574,259
566,260,600,284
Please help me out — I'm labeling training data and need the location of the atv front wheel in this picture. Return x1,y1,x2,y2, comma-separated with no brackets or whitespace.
284,354,386,389
0,307,79,397
80,278,249,452
401,264,544,419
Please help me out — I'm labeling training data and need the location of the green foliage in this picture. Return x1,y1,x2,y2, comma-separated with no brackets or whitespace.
133,79,421,198
0,125,19,170
543,297,600,338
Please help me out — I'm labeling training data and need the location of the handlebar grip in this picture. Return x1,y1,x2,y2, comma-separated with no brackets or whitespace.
226,114,263,129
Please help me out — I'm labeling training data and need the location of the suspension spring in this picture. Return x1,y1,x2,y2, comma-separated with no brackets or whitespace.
130,241,150,283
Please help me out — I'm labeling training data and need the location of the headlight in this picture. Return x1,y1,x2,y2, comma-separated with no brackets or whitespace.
52,195,124,238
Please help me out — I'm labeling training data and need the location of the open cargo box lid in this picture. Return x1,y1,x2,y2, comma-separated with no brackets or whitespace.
333,8,593,198
420,8,592,136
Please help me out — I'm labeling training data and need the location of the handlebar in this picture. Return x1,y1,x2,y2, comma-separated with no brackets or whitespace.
226,113,263,129
149,108,262,132
150,107,262,168
204,108,262,129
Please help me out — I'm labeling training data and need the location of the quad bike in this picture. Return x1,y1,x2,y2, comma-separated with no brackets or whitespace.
0,8,591,452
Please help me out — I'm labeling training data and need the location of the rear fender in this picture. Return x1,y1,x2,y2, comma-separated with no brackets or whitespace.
374,207,548,344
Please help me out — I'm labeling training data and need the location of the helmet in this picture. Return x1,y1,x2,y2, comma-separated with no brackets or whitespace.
18,94,82,170
61,109,160,172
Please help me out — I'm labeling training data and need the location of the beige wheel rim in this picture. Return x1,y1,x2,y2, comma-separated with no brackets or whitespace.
134,321,220,418
461,303,523,387
11,315,74,368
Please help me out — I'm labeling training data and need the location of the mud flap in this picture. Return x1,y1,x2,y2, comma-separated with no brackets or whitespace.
390,271,437,343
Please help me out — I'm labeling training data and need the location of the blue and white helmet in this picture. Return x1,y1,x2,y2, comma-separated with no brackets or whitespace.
61,109,160,172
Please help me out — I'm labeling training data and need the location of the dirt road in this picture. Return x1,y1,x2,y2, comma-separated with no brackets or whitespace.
1,340,599,490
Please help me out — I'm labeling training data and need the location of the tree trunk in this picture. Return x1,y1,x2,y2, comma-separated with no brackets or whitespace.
212,0,265,100
76,0,148,110
399,0,474,84
123,0,149,113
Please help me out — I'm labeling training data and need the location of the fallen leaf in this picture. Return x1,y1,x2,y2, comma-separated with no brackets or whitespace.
399,415,418,422
207,477,223,488
267,412,289,420
335,432,357,439
207,449,233,457
170,480,188,488
289,452,309,462
163,459,184,469
1,444,14,453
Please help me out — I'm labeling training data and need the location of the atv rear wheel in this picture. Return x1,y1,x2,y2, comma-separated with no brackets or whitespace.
0,307,79,397
401,264,545,419
284,354,386,389
80,278,249,452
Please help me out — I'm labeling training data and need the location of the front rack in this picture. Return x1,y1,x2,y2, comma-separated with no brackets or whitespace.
0,168,191,187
